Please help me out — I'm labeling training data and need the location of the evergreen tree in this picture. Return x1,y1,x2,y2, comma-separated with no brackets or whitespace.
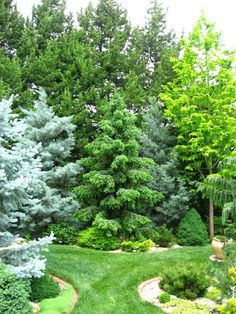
0,48,22,101
0,0,25,55
161,15,236,238
75,94,157,238
21,89,80,232
127,0,178,106
31,0,73,52
139,98,189,226
22,30,96,157
78,0,131,107
142,0,178,96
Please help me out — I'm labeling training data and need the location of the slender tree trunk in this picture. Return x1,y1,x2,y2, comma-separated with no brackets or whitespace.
209,198,214,239
209,166,214,239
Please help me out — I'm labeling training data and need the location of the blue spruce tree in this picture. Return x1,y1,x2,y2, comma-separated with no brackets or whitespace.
20,89,80,234
139,98,189,226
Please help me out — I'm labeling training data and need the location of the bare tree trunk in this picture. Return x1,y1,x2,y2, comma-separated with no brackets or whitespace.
209,166,214,239
209,198,214,239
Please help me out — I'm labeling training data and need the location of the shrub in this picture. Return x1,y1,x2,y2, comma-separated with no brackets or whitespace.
229,266,236,284
30,272,60,302
121,239,155,252
159,292,171,303
177,208,209,246
141,227,160,244
217,298,236,314
46,222,79,245
156,225,173,247
0,263,32,314
77,227,121,250
162,299,210,313
204,286,222,303
160,265,210,299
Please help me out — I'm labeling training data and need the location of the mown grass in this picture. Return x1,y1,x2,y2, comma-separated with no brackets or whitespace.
45,245,212,314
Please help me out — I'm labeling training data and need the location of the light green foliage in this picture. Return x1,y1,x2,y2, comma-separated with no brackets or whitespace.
162,299,210,314
160,264,210,299
177,209,209,246
75,94,157,237
0,263,32,314
161,15,236,237
202,156,236,225
30,273,60,302
77,227,121,250
217,298,236,314
39,283,74,314
121,239,155,253
159,292,171,303
204,286,222,303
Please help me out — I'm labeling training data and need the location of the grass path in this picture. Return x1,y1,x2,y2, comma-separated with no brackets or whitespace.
45,245,212,314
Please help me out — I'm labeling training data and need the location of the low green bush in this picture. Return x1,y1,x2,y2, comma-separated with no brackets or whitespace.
177,208,209,246
141,227,160,244
217,298,236,314
77,227,121,250
160,265,210,300
156,225,173,247
45,222,79,245
0,263,32,314
162,299,210,313
159,292,170,303
204,286,222,303
121,239,155,252
30,273,60,302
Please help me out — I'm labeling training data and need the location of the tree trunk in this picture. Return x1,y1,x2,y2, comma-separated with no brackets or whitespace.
209,166,214,239
209,198,214,239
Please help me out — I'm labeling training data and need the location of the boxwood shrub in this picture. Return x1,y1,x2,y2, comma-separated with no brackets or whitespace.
0,263,32,314
30,272,60,302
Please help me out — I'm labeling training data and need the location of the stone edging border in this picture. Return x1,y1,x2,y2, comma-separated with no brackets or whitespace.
52,275,79,313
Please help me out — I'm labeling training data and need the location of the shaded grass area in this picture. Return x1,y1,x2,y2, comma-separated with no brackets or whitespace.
45,245,212,314
39,283,74,314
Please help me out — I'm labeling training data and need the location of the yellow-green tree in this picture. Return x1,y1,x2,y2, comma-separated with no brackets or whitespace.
161,16,236,238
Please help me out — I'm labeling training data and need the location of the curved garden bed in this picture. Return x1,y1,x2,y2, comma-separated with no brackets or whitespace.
38,276,78,314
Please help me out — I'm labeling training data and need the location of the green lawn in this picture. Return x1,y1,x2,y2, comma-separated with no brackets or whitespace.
45,245,213,314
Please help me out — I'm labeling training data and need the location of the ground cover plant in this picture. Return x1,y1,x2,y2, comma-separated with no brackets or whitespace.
45,245,212,314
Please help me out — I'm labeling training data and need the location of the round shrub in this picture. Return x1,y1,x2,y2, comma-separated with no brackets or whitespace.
121,239,155,252
46,222,79,245
30,272,60,302
159,292,171,303
177,208,209,246
160,264,210,300
77,227,121,250
218,298,236,314
0,263,32,314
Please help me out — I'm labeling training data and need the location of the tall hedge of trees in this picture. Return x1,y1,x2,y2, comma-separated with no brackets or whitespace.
0,0,235,241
